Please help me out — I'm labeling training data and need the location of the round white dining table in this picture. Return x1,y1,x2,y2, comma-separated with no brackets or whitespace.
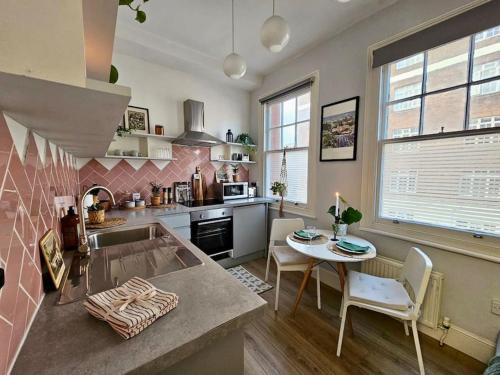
286,230,376,319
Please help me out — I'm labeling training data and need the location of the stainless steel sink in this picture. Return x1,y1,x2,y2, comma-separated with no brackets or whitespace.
87,223,167,250
58,224,203,304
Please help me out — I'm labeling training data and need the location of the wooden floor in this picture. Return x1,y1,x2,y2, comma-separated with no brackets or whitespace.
242,258,485,375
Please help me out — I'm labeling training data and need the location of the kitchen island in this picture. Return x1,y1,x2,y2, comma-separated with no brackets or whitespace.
12,204,268,374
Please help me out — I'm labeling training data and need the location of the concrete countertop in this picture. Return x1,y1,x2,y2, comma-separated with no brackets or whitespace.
99,197,273,223
12,202,269,374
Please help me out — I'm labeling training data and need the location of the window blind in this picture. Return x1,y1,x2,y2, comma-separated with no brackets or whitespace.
266,150,308,204
372,1,500,68
380,132,500,236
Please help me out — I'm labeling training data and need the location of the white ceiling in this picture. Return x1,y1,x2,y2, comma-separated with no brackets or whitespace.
114,0,398,90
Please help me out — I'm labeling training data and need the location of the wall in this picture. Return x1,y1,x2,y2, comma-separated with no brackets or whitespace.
250,0,500,357
112,52,251,141
78,146,249,203
77,52,253,201
0,114,79,374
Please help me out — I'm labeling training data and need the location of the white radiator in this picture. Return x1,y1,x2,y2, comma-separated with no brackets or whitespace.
361,255,444,328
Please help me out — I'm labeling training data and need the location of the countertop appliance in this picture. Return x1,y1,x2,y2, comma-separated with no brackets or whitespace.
190,207,233,261
248,184,257,198
215,181,248,200
172,100,225,147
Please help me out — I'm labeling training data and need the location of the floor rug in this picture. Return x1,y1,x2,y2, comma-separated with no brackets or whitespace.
227,265,273,294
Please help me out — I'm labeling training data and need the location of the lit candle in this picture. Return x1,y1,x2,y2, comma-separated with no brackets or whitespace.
335,192,340,216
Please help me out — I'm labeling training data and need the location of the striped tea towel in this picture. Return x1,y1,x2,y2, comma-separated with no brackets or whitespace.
83,277,178,339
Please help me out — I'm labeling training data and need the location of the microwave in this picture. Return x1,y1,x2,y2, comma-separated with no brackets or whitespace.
216,182,248,200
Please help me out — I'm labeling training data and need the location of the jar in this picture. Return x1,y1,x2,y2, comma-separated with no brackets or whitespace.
155,125,164,135
226,129,233,143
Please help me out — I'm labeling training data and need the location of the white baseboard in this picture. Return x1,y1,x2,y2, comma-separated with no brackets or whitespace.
313,268,495,364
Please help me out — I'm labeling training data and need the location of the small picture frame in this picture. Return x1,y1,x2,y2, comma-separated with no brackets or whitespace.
39,230,66,289
124,106,150,135
320,96,359,161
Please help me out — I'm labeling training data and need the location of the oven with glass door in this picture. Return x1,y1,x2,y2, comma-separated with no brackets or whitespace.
190,208,233,261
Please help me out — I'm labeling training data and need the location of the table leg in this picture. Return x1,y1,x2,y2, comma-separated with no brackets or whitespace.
337,262,353,335
292,258,315,316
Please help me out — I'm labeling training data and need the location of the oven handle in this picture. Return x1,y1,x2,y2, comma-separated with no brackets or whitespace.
196,218,232,226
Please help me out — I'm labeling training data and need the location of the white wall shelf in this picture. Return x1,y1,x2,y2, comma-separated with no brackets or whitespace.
225,142,257,148
210,159,256,164
108,131,174,160
118,132,177,141
0,71,131,157
211,142,258,164
104,155,176,161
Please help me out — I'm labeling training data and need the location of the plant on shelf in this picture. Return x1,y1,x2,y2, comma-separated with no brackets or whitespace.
110,0,151,84
231,164,240,182
235,133,256,154
87,203,105,225
327,194,362,241
149,181,163,206
116,124,132,137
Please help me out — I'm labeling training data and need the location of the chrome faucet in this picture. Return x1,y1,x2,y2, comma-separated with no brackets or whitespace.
78,185,115,255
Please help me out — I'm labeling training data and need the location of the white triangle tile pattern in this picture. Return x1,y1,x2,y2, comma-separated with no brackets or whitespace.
78,146,249,203
0,114,79,374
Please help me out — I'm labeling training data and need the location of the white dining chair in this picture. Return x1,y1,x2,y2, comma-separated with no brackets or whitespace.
336,247,432,375
265,218,321,311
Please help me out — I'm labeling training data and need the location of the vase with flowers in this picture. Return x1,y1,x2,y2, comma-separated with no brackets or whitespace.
327,193,363,241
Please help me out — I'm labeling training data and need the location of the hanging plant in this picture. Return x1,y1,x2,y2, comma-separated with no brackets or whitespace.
110,1,151,83
270,149,288,217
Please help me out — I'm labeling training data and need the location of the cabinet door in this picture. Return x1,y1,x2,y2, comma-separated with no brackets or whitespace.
233,204,266,258
158,214,190,229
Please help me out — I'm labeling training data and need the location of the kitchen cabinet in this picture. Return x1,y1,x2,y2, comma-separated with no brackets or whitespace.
233,204,266,258
158,214,191,240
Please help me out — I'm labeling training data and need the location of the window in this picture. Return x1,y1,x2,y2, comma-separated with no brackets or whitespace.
264,87,311,205
395,54,424,70
378,25,500,237
469,116,500,129
475,26,500,42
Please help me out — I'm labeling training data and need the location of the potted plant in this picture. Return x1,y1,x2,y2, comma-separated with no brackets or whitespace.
87,203,105,225
235,133,256,155
150,181,163,206
270,181,287,217
231,164,240,182
327,195,362,240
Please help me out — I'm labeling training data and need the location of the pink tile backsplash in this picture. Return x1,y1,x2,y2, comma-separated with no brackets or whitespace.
0,114,79,374
79,145,249,203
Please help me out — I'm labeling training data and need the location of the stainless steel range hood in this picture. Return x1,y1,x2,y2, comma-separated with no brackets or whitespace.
172,100,225,147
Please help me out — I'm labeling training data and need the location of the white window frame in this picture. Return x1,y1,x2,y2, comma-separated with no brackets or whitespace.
259,72,320,218
361,21,500,263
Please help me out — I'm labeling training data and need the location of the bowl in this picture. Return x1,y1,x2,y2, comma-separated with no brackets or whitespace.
123,200,135,208
135,199,145,207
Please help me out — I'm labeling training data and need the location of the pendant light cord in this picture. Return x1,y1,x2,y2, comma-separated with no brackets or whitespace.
231,0,235,53
273,0,276,15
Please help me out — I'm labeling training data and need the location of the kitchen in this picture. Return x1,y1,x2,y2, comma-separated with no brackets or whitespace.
1,1,498,375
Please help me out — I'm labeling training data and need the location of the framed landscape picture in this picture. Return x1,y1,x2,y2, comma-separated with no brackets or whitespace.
320,96,359,161
39,230,66,289
124,105,150,135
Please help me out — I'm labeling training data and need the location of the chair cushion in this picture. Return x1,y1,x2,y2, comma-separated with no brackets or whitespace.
272,246,311,266
348,271,413,311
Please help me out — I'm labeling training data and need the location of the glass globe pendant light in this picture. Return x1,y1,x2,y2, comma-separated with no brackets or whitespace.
260,0,290,53
223,0,247,79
